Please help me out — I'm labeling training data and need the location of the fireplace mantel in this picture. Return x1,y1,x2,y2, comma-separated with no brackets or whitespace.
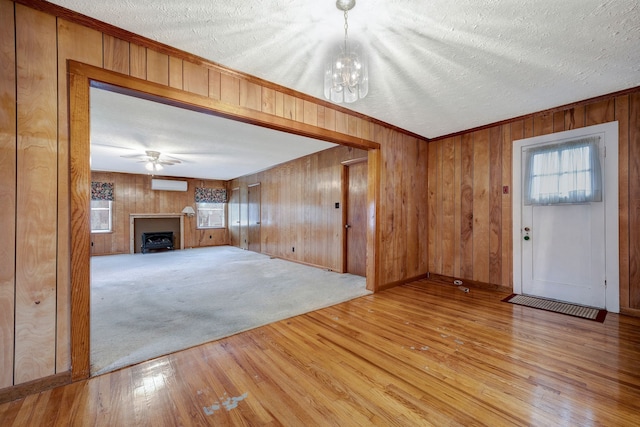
129,213,185,254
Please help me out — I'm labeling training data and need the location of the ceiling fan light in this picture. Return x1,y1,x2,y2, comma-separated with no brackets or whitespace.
145,161,163,172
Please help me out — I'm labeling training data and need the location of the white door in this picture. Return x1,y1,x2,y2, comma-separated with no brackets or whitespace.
513,122,619,312
521,197,605,308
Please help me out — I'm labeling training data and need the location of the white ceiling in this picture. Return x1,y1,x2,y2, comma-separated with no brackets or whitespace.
89,87,336,180
50,0,640,179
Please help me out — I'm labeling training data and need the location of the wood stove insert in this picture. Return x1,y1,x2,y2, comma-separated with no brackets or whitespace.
141,231,174,254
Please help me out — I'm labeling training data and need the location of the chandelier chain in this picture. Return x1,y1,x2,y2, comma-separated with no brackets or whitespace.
343,10,349,51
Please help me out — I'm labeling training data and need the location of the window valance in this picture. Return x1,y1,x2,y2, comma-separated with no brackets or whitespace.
91,182,114,201
195,187,227,203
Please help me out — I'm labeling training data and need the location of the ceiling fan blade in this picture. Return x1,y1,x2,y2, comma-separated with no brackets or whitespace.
117,149,184,167
169,151,219,156
92,142,140,151
160,153,183,161
121,153,149,159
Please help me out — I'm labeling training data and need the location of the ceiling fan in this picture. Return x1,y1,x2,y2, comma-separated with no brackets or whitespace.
120,150,182,172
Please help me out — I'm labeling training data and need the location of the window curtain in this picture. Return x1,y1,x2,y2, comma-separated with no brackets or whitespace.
91,182,114,201
524,136,602,205
195,187,227,203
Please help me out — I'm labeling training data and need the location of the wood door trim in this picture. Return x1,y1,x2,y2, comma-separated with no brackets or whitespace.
68,61,379,151
366,150,380,292
69,71,91,381
69,61,381,380
341,165,348,273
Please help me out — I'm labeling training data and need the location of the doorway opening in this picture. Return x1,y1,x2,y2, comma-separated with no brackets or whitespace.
343,158,368,276
69,60,381,380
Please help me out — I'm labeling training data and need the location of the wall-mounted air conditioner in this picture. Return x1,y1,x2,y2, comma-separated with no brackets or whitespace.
151,179,188,192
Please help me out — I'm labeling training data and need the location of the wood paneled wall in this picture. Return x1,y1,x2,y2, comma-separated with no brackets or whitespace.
229,146,368,272
233,129,429,284
0,0,17,390
90,172,227,255
14,3,59,386
1,0,428,392
377,129,430,286
427,95,640,316
428,128,510,287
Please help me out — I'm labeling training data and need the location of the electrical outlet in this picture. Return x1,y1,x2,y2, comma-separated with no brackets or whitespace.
292,247,295,252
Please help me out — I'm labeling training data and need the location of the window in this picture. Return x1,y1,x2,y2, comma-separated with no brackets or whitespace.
197,202,226,229
91,200,112,232
524,136,602,205
195,187,227,228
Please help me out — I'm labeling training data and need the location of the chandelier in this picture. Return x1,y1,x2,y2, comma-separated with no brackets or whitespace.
324,0,368,103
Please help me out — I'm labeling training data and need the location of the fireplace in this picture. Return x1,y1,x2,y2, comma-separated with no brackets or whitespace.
141,231,174,254
129,214,184,254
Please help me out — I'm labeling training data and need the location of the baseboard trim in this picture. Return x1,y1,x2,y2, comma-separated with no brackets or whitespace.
378,273,430,291
0,372,72,404
421,273,512,293
620,307,640,318
263,252,344,273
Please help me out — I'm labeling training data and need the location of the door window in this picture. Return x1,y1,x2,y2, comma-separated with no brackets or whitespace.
524,136,602,205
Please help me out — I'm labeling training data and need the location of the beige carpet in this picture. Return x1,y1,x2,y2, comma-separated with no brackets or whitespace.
91,246,370,375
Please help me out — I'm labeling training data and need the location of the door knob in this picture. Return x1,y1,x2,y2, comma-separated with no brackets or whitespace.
345,224,351,229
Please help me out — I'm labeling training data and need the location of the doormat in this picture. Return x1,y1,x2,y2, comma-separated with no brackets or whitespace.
502,294,607,323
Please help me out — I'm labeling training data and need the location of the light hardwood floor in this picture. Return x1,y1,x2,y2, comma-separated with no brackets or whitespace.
2,280,640,426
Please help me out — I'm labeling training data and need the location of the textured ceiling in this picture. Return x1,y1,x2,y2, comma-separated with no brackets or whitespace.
48,0,640,138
